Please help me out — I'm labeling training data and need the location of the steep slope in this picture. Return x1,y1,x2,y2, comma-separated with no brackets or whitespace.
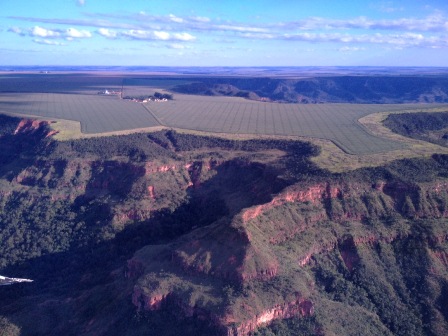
128,158,448,335
1,118,313,269
0,117,319,335
2,115,448,335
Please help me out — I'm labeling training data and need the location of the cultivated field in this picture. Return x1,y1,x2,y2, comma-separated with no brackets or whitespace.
0,73,124,94
1,73,448,155
147,94,443,154
0,93,160,133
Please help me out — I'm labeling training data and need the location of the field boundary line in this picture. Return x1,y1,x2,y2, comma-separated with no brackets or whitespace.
142,104,164,126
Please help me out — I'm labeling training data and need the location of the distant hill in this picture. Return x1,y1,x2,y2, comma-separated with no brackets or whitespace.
172,76,448,103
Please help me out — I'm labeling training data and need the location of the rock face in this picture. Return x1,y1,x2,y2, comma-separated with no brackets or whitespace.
14,118,58,138
128,173,448,335
227,295,314,336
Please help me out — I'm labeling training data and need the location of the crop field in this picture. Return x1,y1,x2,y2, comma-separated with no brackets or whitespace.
1,88,446,154
147,94,441,154
0,74,189,95
0,74,124,94
0,93,159,133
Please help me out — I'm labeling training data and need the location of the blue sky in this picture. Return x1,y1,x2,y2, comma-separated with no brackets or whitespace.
1,0,448,66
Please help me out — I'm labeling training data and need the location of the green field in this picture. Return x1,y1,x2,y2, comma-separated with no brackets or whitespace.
0,93,160,133
0,91,446,154
147,94,445,154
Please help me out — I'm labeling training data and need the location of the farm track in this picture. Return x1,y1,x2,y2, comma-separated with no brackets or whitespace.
1,92,447,154
141,104,164,126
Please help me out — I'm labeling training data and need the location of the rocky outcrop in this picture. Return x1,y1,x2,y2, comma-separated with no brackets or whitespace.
227,295,314,336
130,282,314,336
9,156,223,226
185,159,221,188
146,220,278,284
14,118,58,138
241,184,331,223
243,179,448,231
129,175,448,335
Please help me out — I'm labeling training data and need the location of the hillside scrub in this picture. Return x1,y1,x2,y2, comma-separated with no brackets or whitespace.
1,116,448,335
384,111,448,147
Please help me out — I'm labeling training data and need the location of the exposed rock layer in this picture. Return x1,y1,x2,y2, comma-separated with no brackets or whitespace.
129,176,448,335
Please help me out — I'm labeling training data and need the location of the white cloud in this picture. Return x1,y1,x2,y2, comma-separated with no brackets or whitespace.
191,16,210,23
7,10,448,50
153,31,171,40
371,1,404,13
240,32,275,39
239,30,448,49
338,46,365,52
33,39,66,46
280,14,448,32
167,43,186,49
8,27,25,35
9,11,448,35
76,0,86,6
66,28,91,38
169,14,184,23
122,29,196,41
215,24,269,33
32,26,60,38
172,32,196,41
122,30,170,40
97,28,117,38
122,29,151,39
9,25,92,41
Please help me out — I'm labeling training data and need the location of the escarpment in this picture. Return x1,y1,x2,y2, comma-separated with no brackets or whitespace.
2,116,448,336
128,171,448,335
0,119,295,269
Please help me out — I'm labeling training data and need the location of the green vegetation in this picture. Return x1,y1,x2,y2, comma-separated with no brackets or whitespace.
254,316,318,336
127,152,448,335
384,111,448,146
0,122,324,335
0,115,19,137
0,125,320,270
45,132,177,161
123,92,173,101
